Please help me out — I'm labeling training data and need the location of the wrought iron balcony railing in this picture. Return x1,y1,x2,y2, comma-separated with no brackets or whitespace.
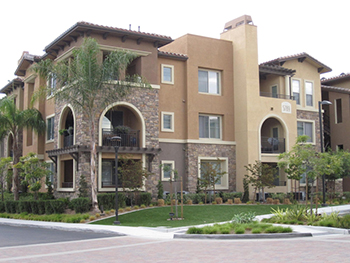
261,137,285,154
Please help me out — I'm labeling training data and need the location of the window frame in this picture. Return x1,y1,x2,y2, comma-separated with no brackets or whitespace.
199,114,222,140
47,73,57,98
46,115,55,142
305,80,314,107
292,79,301,105
198,157,228,190
198,69,221,95
161,160,175,181
335,98,342,124
271,85,278,98
297,119,315,144
161,112,175,132
161,64,174,85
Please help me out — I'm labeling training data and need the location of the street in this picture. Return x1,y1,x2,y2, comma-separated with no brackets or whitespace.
0,225,349,262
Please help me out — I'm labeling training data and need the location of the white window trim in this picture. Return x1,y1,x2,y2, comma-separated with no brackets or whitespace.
198,68,221,95
161,160,175,181
161,111,174,132
199,114,222,140
161,64,174,85
297,119,316,144
46,114,55,143
198,157,228,190
292,78,302,107
304,80,314,108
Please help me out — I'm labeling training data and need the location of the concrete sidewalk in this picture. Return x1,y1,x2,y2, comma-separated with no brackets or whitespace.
0,204,349,239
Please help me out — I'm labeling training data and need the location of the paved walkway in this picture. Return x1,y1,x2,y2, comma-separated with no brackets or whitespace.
0,204,350,239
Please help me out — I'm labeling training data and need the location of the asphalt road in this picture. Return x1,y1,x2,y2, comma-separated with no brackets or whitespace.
0,225,122,247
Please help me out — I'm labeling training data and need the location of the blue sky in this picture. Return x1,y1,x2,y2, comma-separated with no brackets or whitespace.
1,0,349,98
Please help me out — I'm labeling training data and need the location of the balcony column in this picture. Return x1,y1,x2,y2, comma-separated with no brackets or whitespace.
285,75,290,97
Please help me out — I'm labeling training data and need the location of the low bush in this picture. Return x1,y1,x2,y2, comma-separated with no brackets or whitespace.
0,202,5,213
187,227,204,234
231,212,256,224
139,192,152,206
234,226,245,234
70,198,90,213
97,193,126,210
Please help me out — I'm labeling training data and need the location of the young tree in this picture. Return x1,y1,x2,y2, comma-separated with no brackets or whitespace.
0,97,45,200
199,160,226,203
0,157,12,201
244,160,277,202
14,152,51,200
118,157,150,206
32,37,149,211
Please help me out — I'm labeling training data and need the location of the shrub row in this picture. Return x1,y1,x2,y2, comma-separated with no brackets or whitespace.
164,192,244,204
97,192,152,211
0,200,66,214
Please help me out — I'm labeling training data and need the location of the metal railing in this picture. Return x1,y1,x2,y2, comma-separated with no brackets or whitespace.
261,137,285,154
61,182,73,188
64,134,74,147
102,128,140,147
260,92,294,100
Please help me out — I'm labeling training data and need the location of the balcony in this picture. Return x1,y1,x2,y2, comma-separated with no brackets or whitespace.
64,134,74,147
261,137,285,154
102,128,140,147
260,92,294,100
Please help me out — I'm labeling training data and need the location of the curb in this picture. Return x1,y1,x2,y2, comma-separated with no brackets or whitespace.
174,232,313,239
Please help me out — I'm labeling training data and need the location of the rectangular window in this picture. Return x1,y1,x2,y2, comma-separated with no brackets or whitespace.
47,162,55,184
198,157,228,189
47,116,55,141
161,64,174,84
161,112,174,132
48,74,57,97
292,79,300,105
305,81,313,107
198,69,220,94
199,115,221,139
297,121,313,143
335,98,342,123
161,160,175,181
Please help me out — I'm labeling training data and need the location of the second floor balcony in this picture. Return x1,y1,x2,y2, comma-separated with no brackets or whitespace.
260,92,294,100
261,136,285,154
102,128,140,147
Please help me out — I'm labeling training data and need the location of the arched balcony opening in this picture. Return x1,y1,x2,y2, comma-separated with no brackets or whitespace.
101,105,142,148
260,118,285,154
59,108,75,148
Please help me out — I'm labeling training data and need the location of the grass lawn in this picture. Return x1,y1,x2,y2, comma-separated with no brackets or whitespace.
90,204,292,227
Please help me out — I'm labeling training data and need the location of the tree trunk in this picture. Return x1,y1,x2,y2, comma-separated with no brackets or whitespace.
12,132,20,201
90,120,99,212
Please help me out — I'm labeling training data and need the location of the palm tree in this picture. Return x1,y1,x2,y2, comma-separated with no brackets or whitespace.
32,37,149,211
0,97,45,200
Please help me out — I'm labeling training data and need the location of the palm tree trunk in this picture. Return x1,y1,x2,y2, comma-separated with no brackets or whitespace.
89,120,98,212
12,132,20,201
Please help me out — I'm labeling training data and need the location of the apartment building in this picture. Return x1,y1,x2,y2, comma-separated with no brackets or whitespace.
0,15,333,199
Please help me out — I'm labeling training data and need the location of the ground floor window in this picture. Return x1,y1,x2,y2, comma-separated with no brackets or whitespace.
198,157,228,190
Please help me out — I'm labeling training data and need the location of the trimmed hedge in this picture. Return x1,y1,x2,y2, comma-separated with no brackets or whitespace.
70,198,90,213
0,200,66,215
97,193,127,211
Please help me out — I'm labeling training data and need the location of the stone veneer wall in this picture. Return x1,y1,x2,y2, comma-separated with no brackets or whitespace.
297,110,321,151
53,87,160,199
185,143,236,193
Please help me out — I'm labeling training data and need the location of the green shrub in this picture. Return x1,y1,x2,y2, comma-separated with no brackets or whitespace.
222,192,243,203
97,193,126,210
18,201,32,213
231,212,256,224
5,201,18,214
338,215,350,229
0,202,4,213
37,200,46,215
139,192,151,206
203,225,220,234
234,226,245,234
252,228,262,234
187,227,204,234
265,226,292,233
44,201,55,214
70,198,90,213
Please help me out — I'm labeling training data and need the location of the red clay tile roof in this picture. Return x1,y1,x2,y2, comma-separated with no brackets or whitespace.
261,52,331,74
322,84,350,94
158,50,188,60
44,21,173,54
321,73,350,84
0,77,24,94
